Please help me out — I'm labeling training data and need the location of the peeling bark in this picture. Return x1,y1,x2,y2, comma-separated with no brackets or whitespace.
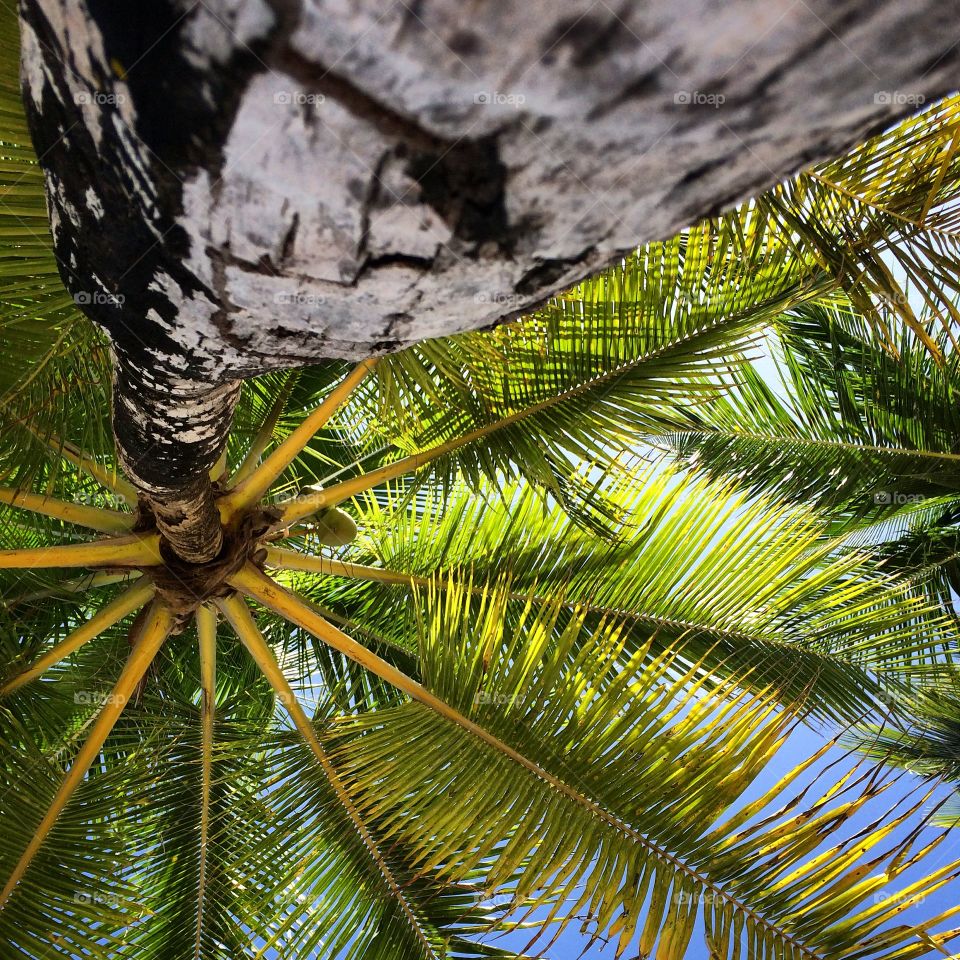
16,0,960,559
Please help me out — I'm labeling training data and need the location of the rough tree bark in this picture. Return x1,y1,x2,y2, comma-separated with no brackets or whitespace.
17,0,960,561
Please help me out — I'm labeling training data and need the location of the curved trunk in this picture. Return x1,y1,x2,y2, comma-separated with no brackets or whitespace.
17,0,960,560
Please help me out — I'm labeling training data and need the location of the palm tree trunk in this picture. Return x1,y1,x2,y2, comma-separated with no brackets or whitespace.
111,358,239,562
18,0,960,561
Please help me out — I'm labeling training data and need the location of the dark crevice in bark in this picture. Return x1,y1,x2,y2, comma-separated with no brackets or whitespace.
356,252,436,279
403,135,511,247
731,3,869,107
280,212,300,265
355,150,391,271
586,70,661,121
275,46,457,155
540,4,638,70
515,251,597,297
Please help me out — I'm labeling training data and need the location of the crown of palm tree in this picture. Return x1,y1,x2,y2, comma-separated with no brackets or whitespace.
3,5,960,957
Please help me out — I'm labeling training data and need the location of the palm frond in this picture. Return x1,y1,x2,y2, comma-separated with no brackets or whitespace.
330,579,960,960
274,467,954,722
854,670,960,828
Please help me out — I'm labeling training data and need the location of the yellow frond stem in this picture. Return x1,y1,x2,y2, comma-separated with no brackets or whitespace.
1,579,156,695
0,485,132,533
215,590,437,955
0,602,173,910
195,605,217,960
264,547,763,645
0,533,161,570
266,547,417,586
222,360,376,519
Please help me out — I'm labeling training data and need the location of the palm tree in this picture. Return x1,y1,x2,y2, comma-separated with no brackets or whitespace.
13,0,960,566
4,12,960,960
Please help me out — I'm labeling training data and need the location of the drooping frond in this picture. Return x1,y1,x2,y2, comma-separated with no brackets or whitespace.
668,304,960,517
664,302,960,622
272,468,954,721
785,95,960,350
218,591,492,960
328,580,960,960
855,669,960,827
